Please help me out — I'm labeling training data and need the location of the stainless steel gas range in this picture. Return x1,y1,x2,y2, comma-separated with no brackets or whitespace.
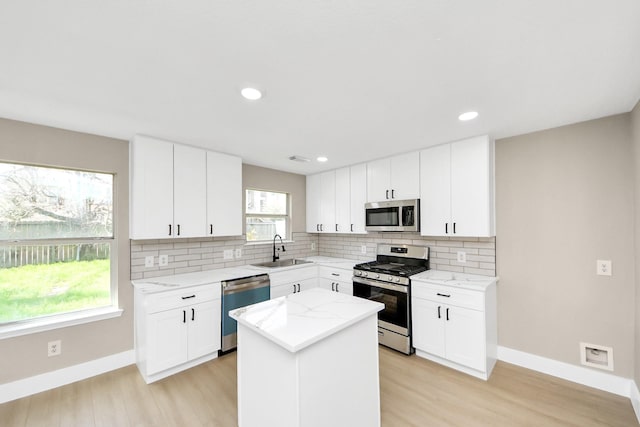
353,244,430,354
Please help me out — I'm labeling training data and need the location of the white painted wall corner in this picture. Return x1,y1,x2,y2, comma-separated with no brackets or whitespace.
0,350,135,404
631,380,640,425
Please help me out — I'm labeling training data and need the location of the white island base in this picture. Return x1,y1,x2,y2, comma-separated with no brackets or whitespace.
231,288,383,427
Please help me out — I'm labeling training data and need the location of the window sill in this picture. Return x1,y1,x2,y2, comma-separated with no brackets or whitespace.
244,240,295,246
0,307,124,340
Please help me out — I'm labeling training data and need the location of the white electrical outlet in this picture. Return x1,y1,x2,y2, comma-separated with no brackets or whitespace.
597,260,612,276
144,256,154,268
223,249,234,260
457,251,467,263
48,340,61,357
158,254,168,267
311,242,316,251
235,249,242,259
361,245,367,254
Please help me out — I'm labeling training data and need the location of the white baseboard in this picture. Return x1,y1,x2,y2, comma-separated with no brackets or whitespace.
631,380,640,424
0,349,135,404
497,346,631,397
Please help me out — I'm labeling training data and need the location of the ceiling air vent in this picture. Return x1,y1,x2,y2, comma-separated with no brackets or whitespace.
289,155,310,162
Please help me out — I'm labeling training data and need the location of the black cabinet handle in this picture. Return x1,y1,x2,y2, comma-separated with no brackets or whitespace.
210,224,213,235
437,306,441,319
321,224,324,231
335,224,338,232
391,189,395,199
181,295,196,300
169,224,172,236
331,282,335,291
177,224,181,236
293,284,297,293
350,224,354,232
317,224,319,232
385,189,389,199
436,293,451,298
445,223,448,234
297,283,300,292
331,273,340,277
453,222,456,234
191,308,195,321
446,308,450,321
336,283,339,292
183,310,186,323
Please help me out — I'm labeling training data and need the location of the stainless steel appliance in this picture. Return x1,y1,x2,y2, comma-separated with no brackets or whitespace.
221,273,270,352
353,244,429,354
365,199,420,232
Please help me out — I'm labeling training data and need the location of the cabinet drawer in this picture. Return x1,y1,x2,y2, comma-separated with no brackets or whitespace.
318,266,352,281
412,281,484,311
268,266,318,286
144,284,219,313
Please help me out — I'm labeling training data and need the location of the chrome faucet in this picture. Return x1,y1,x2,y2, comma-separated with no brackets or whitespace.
273,234,285,262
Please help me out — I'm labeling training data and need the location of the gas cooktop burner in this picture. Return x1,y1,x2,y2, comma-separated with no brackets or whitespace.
354,261,428,277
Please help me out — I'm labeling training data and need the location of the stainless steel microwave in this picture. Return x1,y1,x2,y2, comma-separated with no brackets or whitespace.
365,199,420,232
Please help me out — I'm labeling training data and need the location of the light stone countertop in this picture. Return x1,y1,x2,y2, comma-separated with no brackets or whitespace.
411,269,498,291
229,287,384,353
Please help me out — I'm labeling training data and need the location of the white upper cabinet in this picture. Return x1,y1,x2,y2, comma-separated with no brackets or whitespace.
367,152,420,202
130,135,242,239
420,135,495,237
349,163,367,233
206,151,242,237
306,164,368,234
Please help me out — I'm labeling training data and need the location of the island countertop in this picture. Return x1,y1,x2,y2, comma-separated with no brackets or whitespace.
229,288,384,353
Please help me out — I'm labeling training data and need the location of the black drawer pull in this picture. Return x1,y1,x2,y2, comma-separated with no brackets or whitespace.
446,307,450,321
437,306,441,319
181,295,196,300
183,310,186,323
436,293,451,298
331,273,340,276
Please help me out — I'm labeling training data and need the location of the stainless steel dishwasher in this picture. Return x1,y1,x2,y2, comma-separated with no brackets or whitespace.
221,273,270,352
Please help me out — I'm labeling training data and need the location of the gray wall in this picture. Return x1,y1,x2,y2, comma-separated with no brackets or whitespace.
496,114,635,377
632,99,640,385
0,118,131,384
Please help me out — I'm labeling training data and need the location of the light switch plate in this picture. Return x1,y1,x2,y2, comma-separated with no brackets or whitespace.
597,259,612,276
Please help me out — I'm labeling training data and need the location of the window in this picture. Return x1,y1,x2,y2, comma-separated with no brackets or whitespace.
0,161,114,325
245,189,290,242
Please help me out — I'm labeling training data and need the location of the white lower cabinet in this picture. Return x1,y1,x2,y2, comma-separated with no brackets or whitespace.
411,279,496,380
269,266,318,299
135,283,221,384
317,265,353,295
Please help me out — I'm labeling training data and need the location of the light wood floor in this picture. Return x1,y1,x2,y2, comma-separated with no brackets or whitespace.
1,347,637,426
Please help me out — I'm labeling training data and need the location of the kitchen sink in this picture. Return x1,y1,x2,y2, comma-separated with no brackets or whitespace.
251,258,313,268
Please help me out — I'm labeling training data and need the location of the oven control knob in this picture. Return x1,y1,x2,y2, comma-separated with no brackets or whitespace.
394,277,400,283
354,271,361,276
362,272,368,277
387,275,393,281
375,274,380,279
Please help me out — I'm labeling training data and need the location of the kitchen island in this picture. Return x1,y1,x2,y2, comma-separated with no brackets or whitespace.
230,287,384,427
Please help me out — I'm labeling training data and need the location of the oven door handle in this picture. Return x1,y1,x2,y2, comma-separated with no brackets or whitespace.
353,276,408,293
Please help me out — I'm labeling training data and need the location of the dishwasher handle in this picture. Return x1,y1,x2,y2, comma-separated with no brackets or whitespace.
222,275,270,295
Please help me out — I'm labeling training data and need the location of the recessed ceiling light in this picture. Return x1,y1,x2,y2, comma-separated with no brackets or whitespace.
241,87,262,100
317,156,328,162
458,111,479,121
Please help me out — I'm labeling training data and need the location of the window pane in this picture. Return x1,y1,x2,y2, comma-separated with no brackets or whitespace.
245,190,287,215
246,217,287,242
0,243,111,324
0,162,113,240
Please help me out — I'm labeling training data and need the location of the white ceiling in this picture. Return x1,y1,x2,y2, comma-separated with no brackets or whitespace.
1,1,639,175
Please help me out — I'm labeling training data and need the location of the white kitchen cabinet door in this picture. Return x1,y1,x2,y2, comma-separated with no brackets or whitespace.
367,152,419,202
187,300,221,360
420,144,451,236
411,297,446,358
320,171,336,233
450,136,494,237
173,144,207,238
335,167,351,233
130,135,174,239
366,158,391,202
349,163,367,233
389,152,420,200
147,308,189,375
444,306,485,372
206,151,242,237
306,173,322,232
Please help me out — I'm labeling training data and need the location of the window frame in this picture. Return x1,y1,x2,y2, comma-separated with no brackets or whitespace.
245,188,292,243
0,160,118,332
